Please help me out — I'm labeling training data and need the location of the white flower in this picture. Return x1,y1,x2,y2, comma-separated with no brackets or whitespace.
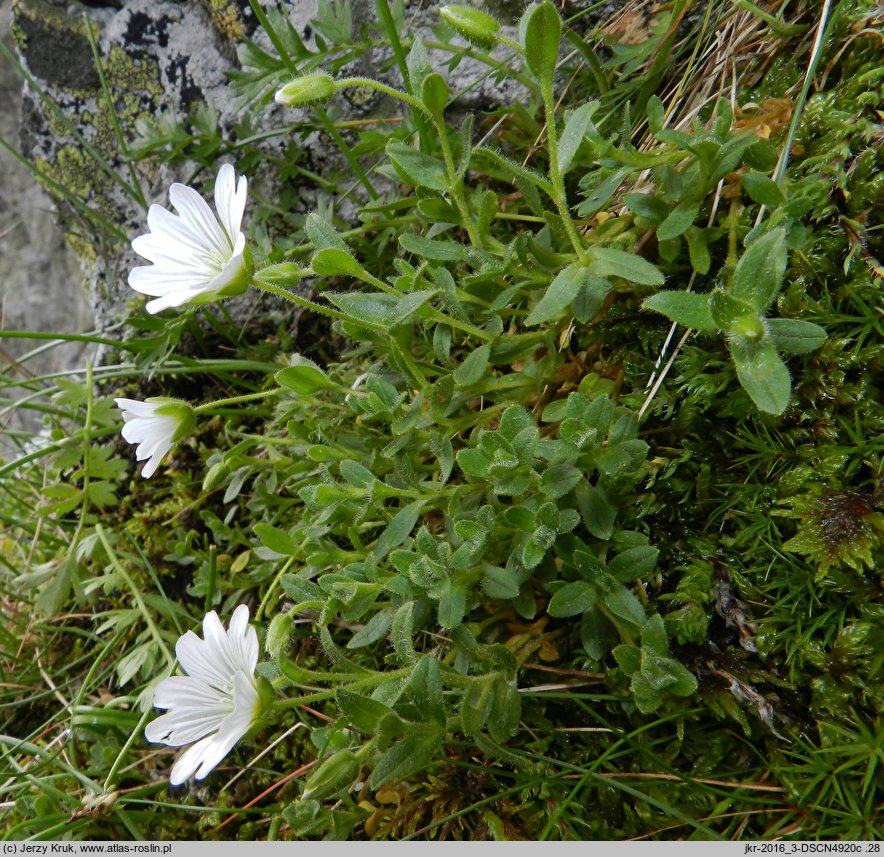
115,397,195,479
128,164,251,314
144,605,261,786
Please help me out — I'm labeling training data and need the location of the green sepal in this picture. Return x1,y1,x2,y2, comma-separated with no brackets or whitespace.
253,261,308,287
275,72,336,107
200,246,252,301
439,4,500,49
151,398,196,441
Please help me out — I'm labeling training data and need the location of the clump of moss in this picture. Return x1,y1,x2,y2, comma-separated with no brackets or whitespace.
781,485,884,576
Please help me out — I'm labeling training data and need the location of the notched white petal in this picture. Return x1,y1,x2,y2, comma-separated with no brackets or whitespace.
128,165,249,313
145,605,260,785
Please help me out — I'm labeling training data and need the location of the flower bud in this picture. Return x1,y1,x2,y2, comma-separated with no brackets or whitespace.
209,245,253,301
265,612,294,658
732,315,767,341
275,73,337,107
202,460,230,492
302,749,360,800
440,4,500,50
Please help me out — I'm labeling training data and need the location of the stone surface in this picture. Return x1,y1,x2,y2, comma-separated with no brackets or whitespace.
0,0,91,452
6,0,535,332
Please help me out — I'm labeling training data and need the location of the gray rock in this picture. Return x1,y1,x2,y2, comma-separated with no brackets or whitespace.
7,0,531,334
0,0,90,453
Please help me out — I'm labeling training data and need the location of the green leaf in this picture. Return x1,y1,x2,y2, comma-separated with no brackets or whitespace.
541,463,582,499
488,678,521,742
390,602,416,664
646,95,664,133
641,614,670,657
454,343,491,386
370,728,440,788
731,227,787,311
684,226,711,274
306,212,348,251
520,1,561,82
577,168,629,218
311,247,364,278
624,193,669,223
740,172,786,206
86,481,116,508
743,139,779,171
482,565,520,599
630,673,664,713
387,290,440,325
603,586,646,630
302,750,360,800
409,653,443,705
280,574,323,602
347,607,394,648
548,581,596,617
339,460,375,489
438,581,467,628
377,501,423,555
324,292,390,328
325,290,437,329
768,318,827,354
729,338,792,414
276,356,332,395
571,275,610,323
594,439,648,478
642,291,717,331
581,605,616,659
335,688,393,734
525,264,587,325
656,200,699,241
575,480,617,540
588,246,664,285
399,234,467,261
557,102,597,174
254,523,300,556
457,448,492,478
406,37,432,90
387,141,450,191
607,546,659,582
421,72,449,114
613,643,641,675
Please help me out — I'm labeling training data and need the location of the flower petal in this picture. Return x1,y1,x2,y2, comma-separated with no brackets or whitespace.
213,165,247,246
145,289,214,315
147,605,260,785
168,182,229,257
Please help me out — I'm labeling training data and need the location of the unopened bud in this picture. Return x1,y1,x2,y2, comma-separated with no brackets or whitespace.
275,73,337,107
440,5,500,50
265,613,294,658
302,750,360,800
